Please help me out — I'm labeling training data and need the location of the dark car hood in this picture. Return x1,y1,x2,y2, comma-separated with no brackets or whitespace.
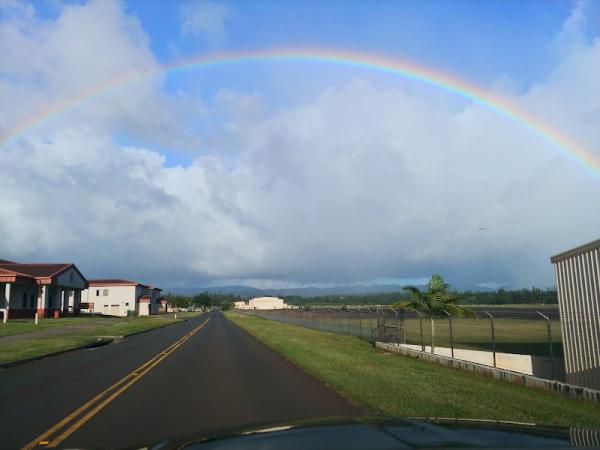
141,417,600,450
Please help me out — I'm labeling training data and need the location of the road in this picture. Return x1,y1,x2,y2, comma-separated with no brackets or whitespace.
0,313,360,449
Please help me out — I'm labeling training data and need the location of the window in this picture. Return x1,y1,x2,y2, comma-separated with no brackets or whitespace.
30,294,35,309
103,289,109,296
22,292,27,307
125,302,129,306
96,290,100,297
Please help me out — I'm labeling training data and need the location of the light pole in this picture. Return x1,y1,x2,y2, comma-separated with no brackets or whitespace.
537,311,555,380
483,311,496,367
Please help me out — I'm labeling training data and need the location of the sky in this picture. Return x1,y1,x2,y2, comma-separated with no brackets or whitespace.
0,0,599,291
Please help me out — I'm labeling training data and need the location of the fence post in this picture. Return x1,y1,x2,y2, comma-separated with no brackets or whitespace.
358,309,362,337
443,311,454,358
537,311,555,380
484,311,496,367
417,312,425,352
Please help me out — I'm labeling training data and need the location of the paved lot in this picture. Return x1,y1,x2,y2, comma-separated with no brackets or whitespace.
0,312,360,449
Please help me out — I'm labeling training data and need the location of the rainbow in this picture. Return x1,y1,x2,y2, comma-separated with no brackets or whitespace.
2,47,599,175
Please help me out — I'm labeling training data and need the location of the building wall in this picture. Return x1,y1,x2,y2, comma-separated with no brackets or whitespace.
1,282,38,309
83,285,137,317
552,239,600,390
136,286,161,315
55,268,87,289
2,282,82,318
247,297,287,310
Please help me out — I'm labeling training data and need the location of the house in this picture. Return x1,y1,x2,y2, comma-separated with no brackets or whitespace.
0,260,88,319
81,279,162,317
235,296,288,310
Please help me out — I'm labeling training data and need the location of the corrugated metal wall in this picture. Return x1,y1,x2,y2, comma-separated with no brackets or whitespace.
552,240,600,390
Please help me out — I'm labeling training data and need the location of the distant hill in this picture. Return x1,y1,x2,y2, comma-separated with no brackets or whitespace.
164,283,423,297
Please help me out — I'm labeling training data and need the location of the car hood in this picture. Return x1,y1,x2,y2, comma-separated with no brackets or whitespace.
140,417,600,450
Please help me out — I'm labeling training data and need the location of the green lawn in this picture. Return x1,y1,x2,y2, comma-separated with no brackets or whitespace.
226,312,600,428
0,316,115,337
0,314,189,364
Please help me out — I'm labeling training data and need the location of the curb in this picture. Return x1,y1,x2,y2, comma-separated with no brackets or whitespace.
0,316,194,369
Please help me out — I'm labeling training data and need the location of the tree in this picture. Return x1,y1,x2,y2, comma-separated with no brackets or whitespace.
394,274,475,353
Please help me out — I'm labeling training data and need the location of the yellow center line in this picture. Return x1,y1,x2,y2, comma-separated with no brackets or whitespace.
21,316,211,450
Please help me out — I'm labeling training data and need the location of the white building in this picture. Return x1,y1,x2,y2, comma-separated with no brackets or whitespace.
235,296,288,310
551,238,600,390
82,279,163,317
0,260,87,319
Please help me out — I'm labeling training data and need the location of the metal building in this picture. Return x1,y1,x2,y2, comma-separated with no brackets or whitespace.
551,239,600,390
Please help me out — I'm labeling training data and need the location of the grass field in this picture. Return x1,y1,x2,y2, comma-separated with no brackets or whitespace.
0,316,115,337
0,313,200,364
226,312,600,428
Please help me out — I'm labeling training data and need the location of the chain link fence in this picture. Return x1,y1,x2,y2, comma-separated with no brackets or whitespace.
235,306,564,379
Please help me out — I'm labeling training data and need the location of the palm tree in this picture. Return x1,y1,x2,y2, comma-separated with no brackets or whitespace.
395,274,475,353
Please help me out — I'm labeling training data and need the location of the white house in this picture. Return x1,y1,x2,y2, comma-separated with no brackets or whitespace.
235,296,288,310
81,279,162,317
0,259,88,319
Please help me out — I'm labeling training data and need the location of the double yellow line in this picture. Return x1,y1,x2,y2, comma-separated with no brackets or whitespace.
22,316,211,450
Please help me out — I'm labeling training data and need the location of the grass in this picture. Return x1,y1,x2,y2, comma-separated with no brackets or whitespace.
226,312,600,428
0,314,192,364
0,316,114,337
0,336,96,362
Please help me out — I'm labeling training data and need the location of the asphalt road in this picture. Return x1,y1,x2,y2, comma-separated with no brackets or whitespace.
0,312,360,449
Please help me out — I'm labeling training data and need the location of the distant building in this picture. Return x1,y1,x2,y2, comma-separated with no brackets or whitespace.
81,279,162,317
551,238,600,390
0,260,87,319
235,296,288,310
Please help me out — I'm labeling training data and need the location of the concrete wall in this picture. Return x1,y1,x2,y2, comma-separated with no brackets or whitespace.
551,239,600,390
394,344,564,380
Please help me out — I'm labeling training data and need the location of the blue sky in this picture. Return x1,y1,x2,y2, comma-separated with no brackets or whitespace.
1,0,599,290
124,0,596,83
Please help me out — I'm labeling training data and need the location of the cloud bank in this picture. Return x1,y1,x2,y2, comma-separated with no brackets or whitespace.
0,0,598,289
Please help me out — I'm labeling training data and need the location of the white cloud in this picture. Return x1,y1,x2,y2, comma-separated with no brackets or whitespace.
178,0,232,44
0,1,598,289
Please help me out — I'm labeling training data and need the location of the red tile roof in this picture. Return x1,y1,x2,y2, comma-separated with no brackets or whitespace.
0,262,87,287
0,267,31,283
88,279,161,291
0,263,72,278
88,279,139,286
